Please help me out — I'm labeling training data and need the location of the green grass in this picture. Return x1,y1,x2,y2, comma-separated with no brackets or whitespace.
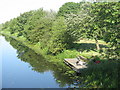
79,50,100,59
77,39,107,45
70,38,108,59
56,49,80,60
73,41,107,52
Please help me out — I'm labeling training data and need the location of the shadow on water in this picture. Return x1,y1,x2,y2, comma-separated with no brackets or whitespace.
71,43,108,52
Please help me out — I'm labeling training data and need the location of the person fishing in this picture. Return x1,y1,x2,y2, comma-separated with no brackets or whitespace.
76,56,81,65
76,56,86,65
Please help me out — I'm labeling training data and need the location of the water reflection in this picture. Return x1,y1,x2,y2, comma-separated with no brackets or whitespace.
3,36,78,88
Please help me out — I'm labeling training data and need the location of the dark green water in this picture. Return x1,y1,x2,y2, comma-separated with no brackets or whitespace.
1,36,79,88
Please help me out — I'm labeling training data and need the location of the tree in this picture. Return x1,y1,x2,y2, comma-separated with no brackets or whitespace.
47,17,67,55
97,2,120,59
57,2,82,17
65,2,102,50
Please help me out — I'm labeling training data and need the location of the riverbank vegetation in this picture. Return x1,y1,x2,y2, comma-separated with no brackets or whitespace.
1,1,120,88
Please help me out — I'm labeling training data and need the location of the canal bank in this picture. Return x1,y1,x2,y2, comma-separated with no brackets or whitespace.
1,35,79,88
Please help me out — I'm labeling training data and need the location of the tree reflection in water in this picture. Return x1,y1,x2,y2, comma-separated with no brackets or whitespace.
4,36,81,88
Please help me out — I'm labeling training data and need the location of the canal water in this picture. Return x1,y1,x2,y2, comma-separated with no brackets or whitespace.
1,35,76,88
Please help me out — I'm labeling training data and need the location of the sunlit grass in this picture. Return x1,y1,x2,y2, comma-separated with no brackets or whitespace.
77,39,107,45
56,49,80,60
79,50,100,59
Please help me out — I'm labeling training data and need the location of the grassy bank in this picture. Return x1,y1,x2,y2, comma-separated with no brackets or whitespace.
1,31,107,59
1,31,79,69
0,30,108,63
1,30,109,69
1,31,119,88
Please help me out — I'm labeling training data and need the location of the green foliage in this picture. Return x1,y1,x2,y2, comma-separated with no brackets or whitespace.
27,15,54,44
91,2,120,59
81,60,118,88
91,2,120,41
56,49,80,60
47,17,67,54
2,2,120,88
57,2,82,17
2,2,119,56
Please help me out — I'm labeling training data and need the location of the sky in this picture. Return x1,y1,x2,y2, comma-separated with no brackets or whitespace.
0,0,87,24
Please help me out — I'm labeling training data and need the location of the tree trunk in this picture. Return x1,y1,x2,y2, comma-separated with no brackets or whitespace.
95,38,100,50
